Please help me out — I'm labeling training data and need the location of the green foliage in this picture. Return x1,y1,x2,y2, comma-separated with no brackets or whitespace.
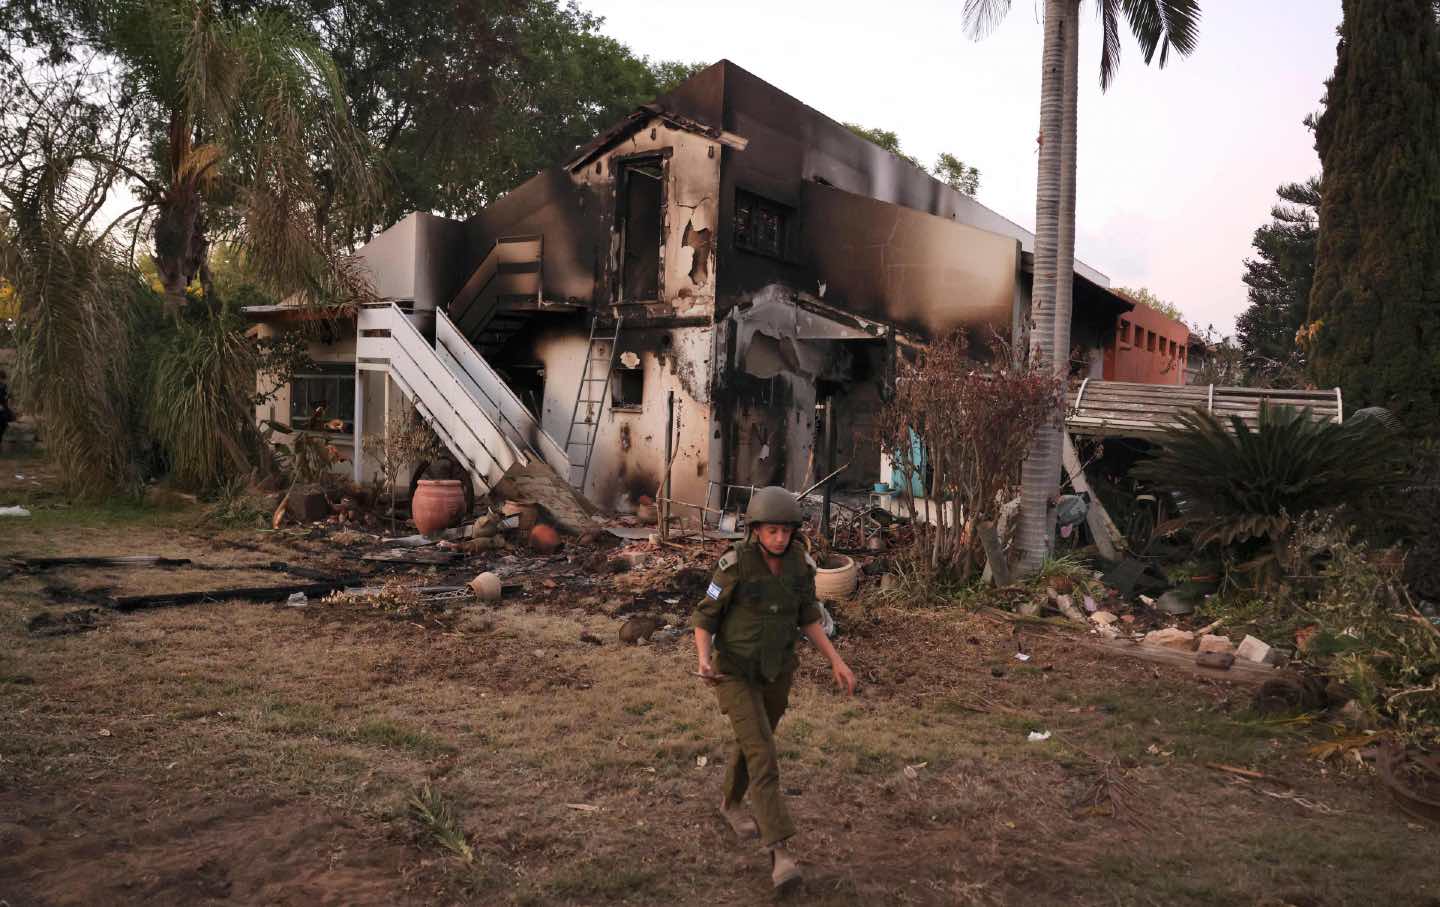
204,475,270,527
933,151,981,196
843,123,982,196
1134,403,1404,582
1307,0,1440,425
1237,175,1319,375
145,305,264,490
1204,520,1440,742
0,62,151,497
1114,286,1185,323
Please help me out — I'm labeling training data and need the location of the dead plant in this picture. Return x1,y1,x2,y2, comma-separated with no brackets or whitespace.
872,332,1062,583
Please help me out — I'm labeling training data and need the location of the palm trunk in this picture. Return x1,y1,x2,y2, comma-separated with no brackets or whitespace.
1017,0,1076,574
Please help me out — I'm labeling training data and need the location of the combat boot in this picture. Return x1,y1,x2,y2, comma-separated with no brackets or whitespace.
719,799,758,840
770,844,801,894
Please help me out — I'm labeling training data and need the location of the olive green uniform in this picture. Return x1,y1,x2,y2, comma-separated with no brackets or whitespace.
691,540,823,847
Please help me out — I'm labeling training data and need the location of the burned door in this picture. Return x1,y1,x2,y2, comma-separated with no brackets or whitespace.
617,160,664,302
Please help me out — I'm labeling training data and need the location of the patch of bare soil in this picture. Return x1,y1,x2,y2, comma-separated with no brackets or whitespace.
2,461,1438,906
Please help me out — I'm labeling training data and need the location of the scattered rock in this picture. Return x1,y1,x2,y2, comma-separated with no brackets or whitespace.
1090,611,1119,626
1142,628,1197,652
619,616,665,645
285,484,332,523
1235,634,1283,666
1196,651,1235,670
1197,634,1235,655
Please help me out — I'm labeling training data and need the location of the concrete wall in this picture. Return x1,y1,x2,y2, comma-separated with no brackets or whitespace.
573,118,722,318
252,322,403,485
799,183,1021,339
530,321,714,518
356,212,469,326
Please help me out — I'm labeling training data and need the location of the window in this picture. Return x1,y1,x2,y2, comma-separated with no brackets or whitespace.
619,161,663,301
290,364,355,432
611,366,644,409
1118,319,1130,345
1169,339,1178,358
734,189,790,258
1146,330,1157,353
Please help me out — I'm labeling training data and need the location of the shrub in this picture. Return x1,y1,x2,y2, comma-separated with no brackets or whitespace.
873,332,1062,582
1134,403,1404,586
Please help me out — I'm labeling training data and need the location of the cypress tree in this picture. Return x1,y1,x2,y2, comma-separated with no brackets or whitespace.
1307,0,1440,425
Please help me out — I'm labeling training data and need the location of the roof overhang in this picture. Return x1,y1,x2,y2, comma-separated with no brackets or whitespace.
1020,251,1134,321
563,104,748,172
241,304,356,324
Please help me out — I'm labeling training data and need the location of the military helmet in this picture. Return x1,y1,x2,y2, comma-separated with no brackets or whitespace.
745,486,803,526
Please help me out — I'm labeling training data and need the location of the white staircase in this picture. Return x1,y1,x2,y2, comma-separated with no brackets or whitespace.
355,304,584,524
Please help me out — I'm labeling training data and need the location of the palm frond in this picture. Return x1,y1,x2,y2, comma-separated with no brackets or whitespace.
1134,403,1405,554
962,0,1014,41
1114,0,1201,86
1099,0,1123,91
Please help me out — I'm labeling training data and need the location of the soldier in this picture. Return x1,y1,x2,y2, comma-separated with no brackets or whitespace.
691,486,856,894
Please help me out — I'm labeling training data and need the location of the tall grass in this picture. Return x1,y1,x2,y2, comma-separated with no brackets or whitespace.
145,305,263,490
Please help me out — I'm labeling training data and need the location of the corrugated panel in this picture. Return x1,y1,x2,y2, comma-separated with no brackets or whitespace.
1067,380,1342,440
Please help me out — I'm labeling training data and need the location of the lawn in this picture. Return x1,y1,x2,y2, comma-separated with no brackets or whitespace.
2,454,1437,905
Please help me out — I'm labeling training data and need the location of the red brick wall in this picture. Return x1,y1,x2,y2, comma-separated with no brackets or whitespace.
1103,303,1189,385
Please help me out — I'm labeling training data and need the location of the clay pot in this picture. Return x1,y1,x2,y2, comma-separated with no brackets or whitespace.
815,554,859,601
412,479,466,536
529,522,561,554
469,571,502,601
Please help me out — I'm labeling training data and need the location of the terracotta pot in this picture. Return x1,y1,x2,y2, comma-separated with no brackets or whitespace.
815,554,859,601
412,479,466,536
529,522,561,554
469,571,502,601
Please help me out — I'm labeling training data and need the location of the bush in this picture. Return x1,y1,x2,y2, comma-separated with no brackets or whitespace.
1202,517,1440,741
1134,403,1404,586
872,333,1062,582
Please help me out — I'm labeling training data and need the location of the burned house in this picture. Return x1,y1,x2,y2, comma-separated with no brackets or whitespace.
248,60,1136,523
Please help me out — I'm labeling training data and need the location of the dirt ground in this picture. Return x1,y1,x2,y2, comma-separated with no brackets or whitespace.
2,452,1438,906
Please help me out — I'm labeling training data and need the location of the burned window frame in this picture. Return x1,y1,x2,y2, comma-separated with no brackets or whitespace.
733,188,792,260
611,151,670,304
290,362,355,432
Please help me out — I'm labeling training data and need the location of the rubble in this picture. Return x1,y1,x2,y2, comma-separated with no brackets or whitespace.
1236,635,1283,666
1197,634,1235,655
1142,628,1197,652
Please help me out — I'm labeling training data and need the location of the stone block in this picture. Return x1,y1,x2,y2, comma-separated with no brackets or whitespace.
1142,628,1197,651
1235,634,1282,665
1197,634,1234,655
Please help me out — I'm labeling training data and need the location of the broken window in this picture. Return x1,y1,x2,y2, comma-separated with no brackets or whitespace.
734,189,790,258
611,365,644,410
290,364,355,432
1146,331,1157,353
1118,319,1130,345
619,161,663,301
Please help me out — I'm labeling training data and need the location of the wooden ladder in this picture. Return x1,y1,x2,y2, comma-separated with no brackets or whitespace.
563,315,623,492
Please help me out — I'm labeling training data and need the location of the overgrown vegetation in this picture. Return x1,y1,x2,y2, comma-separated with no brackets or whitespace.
873,333,1062,583
1202,518,1440,743
1134,403,1404,587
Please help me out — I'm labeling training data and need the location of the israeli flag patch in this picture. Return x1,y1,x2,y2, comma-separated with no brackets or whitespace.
706,582,723,600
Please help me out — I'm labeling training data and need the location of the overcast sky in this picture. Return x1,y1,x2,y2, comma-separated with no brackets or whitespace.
583,0,1340,334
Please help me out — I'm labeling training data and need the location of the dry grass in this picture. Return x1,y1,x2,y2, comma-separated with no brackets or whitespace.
2,460,1438,905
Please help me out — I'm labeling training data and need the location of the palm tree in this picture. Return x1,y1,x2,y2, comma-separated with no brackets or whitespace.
962,0,1201,573
96,0,378,315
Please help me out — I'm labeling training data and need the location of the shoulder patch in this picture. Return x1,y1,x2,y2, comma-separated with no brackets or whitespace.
717,549,738,571
706,582,723,600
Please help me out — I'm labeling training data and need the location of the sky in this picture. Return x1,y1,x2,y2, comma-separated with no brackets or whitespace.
581,0,1341,335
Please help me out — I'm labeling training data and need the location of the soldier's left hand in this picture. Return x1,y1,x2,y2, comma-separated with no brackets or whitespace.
832,659,857,696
